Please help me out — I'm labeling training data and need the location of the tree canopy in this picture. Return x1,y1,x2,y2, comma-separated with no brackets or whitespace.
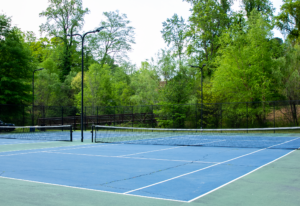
0,0,298,109
0,14,35,105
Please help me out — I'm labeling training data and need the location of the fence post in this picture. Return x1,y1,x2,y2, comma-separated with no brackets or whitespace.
97,106,98,126
132,106,134,128
43,106,45,126
173,104,175,129
246,102,248,133
114,106,116,126
74,115,76,131
152,105,154,129
195,103,198,129
273,101,276,132
61,107,64,126
85,106,87,131
294,100,298,126
23,105,25,126
32,105,34,126
220,103,222,130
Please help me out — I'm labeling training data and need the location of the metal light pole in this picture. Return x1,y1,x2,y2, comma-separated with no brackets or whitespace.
189,64,206,129
67,27,105,142
32,68,44,126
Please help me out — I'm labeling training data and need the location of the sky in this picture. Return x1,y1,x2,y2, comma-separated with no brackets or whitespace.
1,0,284,67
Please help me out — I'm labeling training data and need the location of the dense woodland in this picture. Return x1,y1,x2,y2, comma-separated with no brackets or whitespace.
1,0,300,128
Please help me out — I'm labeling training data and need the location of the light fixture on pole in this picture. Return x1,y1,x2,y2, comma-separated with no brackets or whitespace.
67,27,105,142
32,68,44,126
189,64,206,129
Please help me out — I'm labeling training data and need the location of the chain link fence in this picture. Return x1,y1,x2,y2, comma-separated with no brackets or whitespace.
0,100,299,129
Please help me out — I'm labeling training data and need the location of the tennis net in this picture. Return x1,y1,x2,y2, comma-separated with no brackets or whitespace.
92,126,300,149
0,125,73,141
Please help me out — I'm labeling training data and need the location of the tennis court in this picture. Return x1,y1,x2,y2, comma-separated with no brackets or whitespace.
0,126,300,205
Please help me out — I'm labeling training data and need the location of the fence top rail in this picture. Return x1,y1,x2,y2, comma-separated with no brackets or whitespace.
1,99,300,108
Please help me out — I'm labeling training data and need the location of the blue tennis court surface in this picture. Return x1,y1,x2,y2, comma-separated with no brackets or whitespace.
0,137,295,202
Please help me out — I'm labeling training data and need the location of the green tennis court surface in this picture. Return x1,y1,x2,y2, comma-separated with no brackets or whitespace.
0,131,299,206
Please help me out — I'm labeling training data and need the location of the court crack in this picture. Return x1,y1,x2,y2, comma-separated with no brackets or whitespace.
73,158,208,191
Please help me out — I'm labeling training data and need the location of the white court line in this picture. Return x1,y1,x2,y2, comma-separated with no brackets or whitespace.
45,151,220,164
0,143,92,154
0,176,187,203
118,146,183,157
124,137,300,194
188,149,296,202
0,141,54,145
0,151,50,157
0,143,113,156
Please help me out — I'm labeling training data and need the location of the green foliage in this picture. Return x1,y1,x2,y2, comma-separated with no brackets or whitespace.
0,14,35,105
3,1,300,131
160,68,194,104
34,69,61,106
157,49,176,84
212,11,281,125
35,69,76,106
213,11,277,103
161,14,187,64
187,0,230,75
88,10,135,67
130,62,160,105
277,43,300,100
39,0,89,81
275,0,300,43
72,63,130,108
241,0,274,19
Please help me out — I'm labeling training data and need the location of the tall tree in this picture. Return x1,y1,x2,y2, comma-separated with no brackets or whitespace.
130,62,160,105
161,14,187,66
0,14,35,105
241,0,274,19
275,0,300,43
213,11,277,103
277,43,300,101
186,0,230,75
157,49,176,85
39,0,89,81
88,10,135,67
